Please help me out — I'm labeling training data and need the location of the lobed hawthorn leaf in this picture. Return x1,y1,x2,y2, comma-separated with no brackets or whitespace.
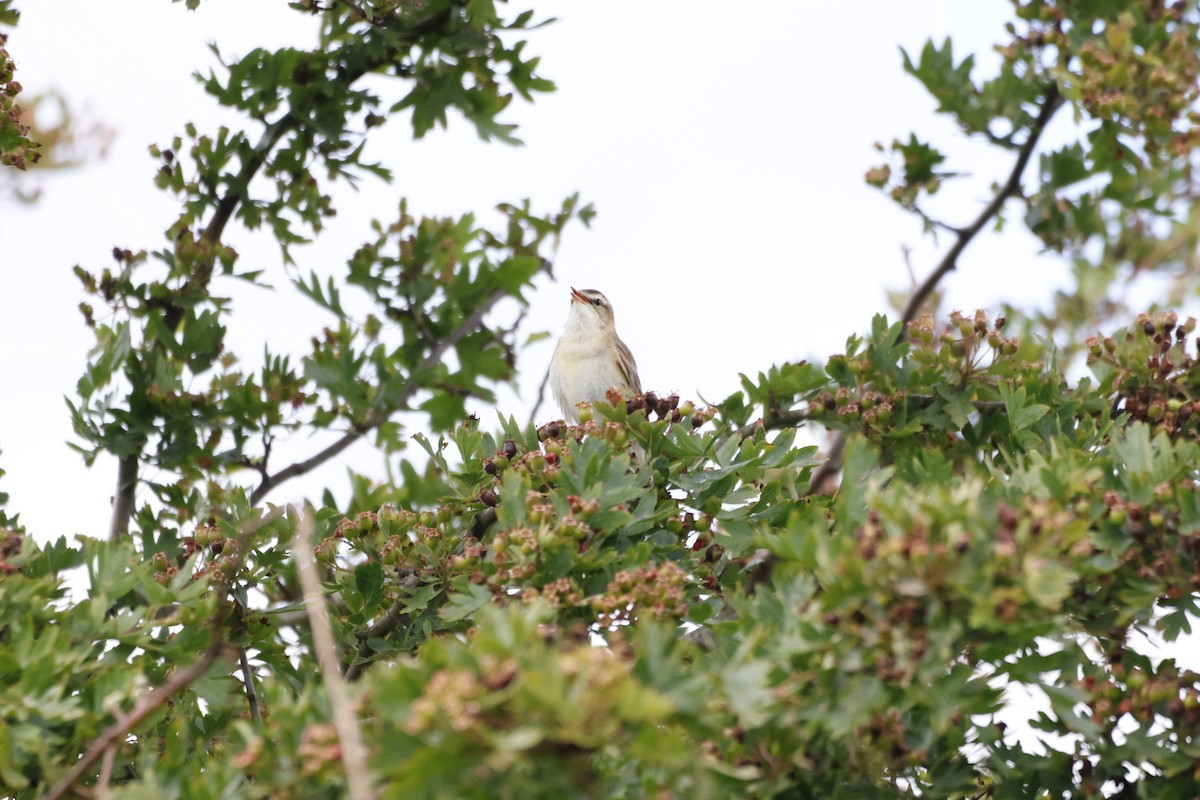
355,559,385,615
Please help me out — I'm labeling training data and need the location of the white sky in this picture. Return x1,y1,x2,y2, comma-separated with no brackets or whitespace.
4,0,1076,539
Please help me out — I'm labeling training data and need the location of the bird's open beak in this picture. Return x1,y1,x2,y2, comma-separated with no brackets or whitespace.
570,287,587,304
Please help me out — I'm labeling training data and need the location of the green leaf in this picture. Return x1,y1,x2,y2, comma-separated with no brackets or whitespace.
441,579,493,622
354,560,384,615
1021,557,1076,610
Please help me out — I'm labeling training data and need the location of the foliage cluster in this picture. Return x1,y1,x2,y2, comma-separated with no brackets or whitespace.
3,1,1200,798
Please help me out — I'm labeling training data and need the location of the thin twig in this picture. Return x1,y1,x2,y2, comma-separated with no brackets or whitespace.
96,744,117,799
913,205,965,237
901,244,917,286
734,394,1007,439
43,646,228,800
743,433,844,596
252,264,551,505
529,363,553,424
900,83,1062,329
51,500,285,797
291,509,377,800
238,649,263,726
734,409,812,439
806,432,848,498
345,597,410,681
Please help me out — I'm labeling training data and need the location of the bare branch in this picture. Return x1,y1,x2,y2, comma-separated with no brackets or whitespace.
901,83,1062,330
734,409,812,440
913,204,966,237
981,127,1019,150
291,509,377,800
804,432,848,498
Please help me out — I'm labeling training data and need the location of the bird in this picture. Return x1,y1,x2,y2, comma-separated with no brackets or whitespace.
548,287,642,423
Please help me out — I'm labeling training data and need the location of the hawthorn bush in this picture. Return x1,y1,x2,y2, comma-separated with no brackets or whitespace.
3,1,1200,798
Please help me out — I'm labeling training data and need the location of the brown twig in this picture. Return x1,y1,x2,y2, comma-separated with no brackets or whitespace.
43,645,229,800
291,509,377,800
238,648,263,726
49,505,285,798
529,363,553,424
735,394,1006,439
251,264,551,505
734,408,812,440
900,83,1062,330
96,744,117,798
345,598,409,682
343,573,424,680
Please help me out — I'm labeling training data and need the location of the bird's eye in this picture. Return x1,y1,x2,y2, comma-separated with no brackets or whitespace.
591,298,603,306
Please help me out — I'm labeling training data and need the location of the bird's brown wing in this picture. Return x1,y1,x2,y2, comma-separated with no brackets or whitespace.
616,336,642,394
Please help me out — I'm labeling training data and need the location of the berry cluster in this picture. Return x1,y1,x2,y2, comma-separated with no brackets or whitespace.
908,309,1020,364
1089,312,1200,439
809,387,903,429
0,530,24,576
152,522,242,585
1100,481,1200,595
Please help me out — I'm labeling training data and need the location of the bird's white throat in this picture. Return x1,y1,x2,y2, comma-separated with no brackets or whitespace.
562,302,607,336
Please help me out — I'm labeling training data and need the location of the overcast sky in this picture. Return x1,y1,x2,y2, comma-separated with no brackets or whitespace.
5,0,1074,541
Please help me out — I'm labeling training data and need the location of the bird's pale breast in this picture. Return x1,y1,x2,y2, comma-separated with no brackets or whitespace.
549,335,630,422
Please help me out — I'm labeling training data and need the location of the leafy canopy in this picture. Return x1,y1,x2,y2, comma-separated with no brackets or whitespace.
3,1,1200,799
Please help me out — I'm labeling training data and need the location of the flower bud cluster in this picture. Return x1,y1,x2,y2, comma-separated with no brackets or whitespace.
0,531,23,576
811,387,903,430
0,40,38,170
1070,11,1200,163
296,723,342,779
404,667,485,735
1082,661,1200,742
1101,482,1200,593
520,577,583,608
624,391,684,423
590,561,689,626
857,709,916,765
1090,312,1200,440
909,311,1020,361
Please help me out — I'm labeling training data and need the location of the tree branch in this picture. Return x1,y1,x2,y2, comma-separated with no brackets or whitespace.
344,595,412,682
741,84,1062,595
250,267,549,505
735,394,1008,439
96,743,117,799
291,510,376,800
43,645,230,800
107,6,461,539
238,648,263,726
900,83,1062,329
528,362,553,424
107,454,138,542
